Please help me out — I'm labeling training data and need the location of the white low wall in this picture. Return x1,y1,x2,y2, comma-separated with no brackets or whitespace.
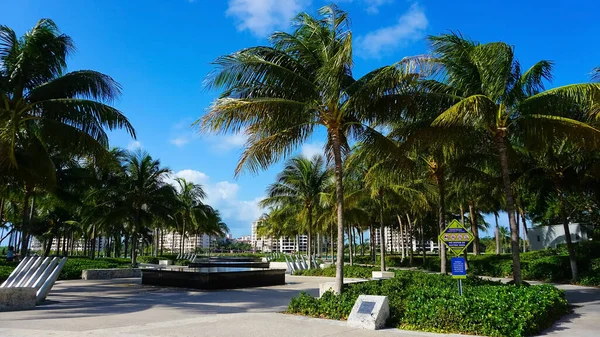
269,262,290,273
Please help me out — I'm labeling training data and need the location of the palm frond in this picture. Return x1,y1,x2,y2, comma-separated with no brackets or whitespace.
432,94,497,128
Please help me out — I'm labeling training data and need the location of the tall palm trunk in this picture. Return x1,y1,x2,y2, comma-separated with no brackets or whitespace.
131,210,140,265
460,203,468,266
330,224,334,263
359,230,364,256
406,213,413,266
398,215,405,260
347,224,353,265
519,207,528,252
558,190,578,280
379,191,386,272
181,217,186,254
495,133,522,284
435,172,447,274
495,213,501,255
369,223,375,263
331,132,345,294
469,201,480,255
307,206,313,269
420,220,426,264
44,237,53,257
19,188,33,257
317,233,321,258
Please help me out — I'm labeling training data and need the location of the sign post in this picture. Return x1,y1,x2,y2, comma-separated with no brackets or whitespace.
451,257,467,295
439,220,474,295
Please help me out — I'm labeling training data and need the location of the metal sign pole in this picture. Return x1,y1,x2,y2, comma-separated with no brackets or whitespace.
458,279,463,296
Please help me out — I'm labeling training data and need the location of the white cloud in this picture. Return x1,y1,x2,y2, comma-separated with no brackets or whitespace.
336,0,393,14
127,140,142,151
170,136,191,147
214,132,248,150
363,0,394,14
356,3,428,58
226,0,311,36
301,142,324,159
167,169,264,226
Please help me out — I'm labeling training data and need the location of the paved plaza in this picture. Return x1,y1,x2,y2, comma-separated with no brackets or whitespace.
0,275,598,337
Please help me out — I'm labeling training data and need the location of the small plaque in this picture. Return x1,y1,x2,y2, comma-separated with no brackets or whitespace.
347,295,389,330
357,301,376,314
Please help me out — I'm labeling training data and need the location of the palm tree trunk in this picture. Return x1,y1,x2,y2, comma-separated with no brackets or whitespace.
495,134,522,285
307,206,312,269
0,198,5,228
181,218,186,254
44,237,53,257
347,223,353,265
398,215,405,260
369,223,375,263
160,229,164,255
559,190,578,280
469,201,480,255
495,213,501,255
317,233,321,258
379,191,386,272
330,224,334,263
62,230,67,256
435,172,447,274
519,207,528,252
331,132,345,294
19,188,32,257
406,213,413,266
460,203,469,265
421,220,426,264
360,230,364,256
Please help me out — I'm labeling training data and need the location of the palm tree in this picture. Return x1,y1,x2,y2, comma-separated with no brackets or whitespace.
0,19,135,255
260,155,331,268
123,150,176,265
429,33,600,284
199,5,423,293
518,139,584,279
173,178,207,254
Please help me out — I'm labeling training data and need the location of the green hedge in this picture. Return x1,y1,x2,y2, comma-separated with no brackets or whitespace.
294,265,378,278
59,257,131,280
0,257,132,283
347,241,600,285
288,271,569,337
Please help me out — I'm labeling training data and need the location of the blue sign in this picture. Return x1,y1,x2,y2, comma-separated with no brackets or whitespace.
451,257,467,279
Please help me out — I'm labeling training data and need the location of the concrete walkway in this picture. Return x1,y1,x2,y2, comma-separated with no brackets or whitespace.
0,275,597,337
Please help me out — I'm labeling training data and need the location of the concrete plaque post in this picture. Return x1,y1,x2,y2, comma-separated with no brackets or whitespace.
347,295,389,330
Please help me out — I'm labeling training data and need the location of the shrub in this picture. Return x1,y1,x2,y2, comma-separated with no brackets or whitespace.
294,265,378,278
137,256,160,264
59,257,131,280
288,271,569,337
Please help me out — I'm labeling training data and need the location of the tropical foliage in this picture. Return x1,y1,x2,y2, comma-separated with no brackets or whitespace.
202,5,600,292
0,20,228,265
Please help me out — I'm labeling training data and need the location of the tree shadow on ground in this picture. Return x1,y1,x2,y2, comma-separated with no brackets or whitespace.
16,280,320,320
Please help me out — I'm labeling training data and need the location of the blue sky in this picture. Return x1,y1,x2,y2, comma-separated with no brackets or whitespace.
2,0,599,238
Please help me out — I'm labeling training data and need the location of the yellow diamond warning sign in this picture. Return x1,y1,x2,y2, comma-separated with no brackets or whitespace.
438,219,474,256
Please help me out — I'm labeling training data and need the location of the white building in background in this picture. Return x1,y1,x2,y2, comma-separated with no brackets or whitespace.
161,231,218,253
251,220,308,253
527,223,592,251
236,235,252,244
30,236,107,252
373,226,437,252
